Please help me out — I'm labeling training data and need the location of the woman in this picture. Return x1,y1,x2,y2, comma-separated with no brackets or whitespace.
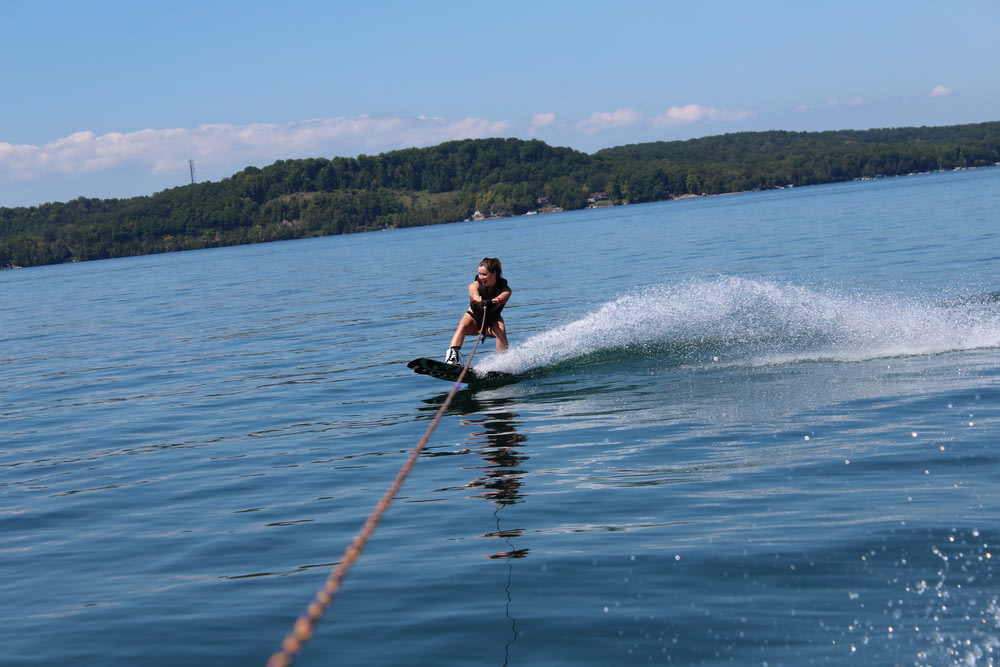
445,257,512,365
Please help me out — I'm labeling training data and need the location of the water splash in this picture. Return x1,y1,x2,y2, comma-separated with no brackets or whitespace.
476,277,1000,374
906,531,997,666
844,530,998,666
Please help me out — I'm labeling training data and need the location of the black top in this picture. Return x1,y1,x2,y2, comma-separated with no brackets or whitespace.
466,276,510,326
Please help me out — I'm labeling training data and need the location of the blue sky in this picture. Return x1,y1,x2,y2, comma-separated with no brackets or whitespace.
1,0,997,207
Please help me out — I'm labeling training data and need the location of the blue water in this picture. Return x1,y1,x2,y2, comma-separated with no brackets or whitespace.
2,168,999,666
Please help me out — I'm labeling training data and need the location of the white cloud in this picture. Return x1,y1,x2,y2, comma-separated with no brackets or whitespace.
929,85,953,98
653,105,711,125
398,116,511,147
824,97,867,108
650,104,756,128
0,104,759,186
574,108,645,134
794,96,868,113
531,112,557,128
0,115,513,183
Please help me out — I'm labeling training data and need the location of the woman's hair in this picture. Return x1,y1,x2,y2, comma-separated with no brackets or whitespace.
479,257,503,277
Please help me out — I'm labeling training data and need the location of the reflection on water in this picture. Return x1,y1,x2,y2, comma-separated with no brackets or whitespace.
421,391,531,558
442,398,530,556
463,411,528,507
462,406,528,667
423,392,530,665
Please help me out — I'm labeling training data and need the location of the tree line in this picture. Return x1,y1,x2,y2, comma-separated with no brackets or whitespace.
2,123,998,268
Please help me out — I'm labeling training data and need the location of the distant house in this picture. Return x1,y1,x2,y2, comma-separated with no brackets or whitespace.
587,192,609,203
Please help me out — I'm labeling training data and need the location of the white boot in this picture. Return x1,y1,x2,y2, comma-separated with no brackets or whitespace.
445,346,462,365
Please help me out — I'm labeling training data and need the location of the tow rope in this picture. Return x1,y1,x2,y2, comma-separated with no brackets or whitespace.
267,310,490,666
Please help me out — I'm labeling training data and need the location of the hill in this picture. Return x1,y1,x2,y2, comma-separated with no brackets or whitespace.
2,123,998,268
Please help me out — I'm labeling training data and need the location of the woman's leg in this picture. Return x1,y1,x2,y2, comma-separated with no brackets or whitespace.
449,313,477,349
492,320,508,353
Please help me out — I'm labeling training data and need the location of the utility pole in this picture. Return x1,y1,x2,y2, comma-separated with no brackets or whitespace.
189,160,195,184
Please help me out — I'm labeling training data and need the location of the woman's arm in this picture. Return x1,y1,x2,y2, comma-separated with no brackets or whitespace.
490,287,511,306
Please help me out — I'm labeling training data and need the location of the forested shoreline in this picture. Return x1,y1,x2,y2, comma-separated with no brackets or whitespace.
2,121,998,268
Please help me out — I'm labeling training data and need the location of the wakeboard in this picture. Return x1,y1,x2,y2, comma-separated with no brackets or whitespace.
407,357,516,385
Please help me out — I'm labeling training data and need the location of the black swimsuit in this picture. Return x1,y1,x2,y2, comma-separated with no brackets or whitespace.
466,276,510,330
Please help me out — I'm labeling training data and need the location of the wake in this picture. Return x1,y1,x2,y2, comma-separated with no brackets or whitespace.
475,277,1000,375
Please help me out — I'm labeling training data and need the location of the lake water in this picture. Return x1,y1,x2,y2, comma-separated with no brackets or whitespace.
2,168,999,666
